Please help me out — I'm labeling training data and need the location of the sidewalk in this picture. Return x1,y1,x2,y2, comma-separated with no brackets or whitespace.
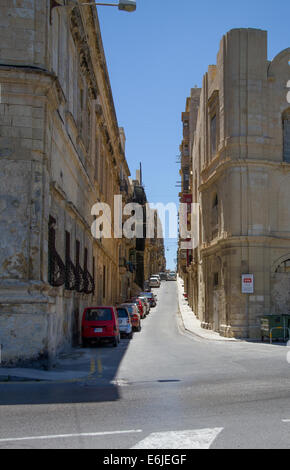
177,276,238,342
0,349,95,383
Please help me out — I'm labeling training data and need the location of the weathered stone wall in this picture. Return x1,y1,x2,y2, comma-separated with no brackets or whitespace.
0,0,47,68
0,1,137,365
190,29,290,338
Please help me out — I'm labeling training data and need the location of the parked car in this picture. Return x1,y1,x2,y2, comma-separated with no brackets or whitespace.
82,306,120,347
139,292,156,307
159,272,168,281
120,303,141,332
143,280,151,292
138,296,150,315
116,306,133,339
152,274,161,283
149,276,160,288
168,271,177,281
130,298,146,319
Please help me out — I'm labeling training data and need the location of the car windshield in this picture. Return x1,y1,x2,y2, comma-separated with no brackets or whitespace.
122,305,134,313
85,308,112,321
117,308,128,318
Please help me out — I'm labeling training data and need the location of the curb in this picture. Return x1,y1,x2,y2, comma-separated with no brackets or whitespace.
176,278,239,343
0,359,96,385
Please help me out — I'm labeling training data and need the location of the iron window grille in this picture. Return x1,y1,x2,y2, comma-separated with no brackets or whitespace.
48,216,66,287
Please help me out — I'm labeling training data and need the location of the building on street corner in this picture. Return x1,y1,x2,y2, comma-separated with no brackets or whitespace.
178,28,290,339
0,1,164,365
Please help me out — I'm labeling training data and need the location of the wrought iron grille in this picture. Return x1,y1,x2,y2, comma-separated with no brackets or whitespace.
65,259,78,291
83,269,95,295
48,217,66,287
75,264,86,293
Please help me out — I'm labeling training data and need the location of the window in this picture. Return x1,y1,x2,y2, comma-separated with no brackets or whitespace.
183,169,190,191
84,247,88,271
213,272,219,287
75,240,80,267
211,193,219,239
210,114,217,156
275,259,290,273
283,111,290,163
85,308,112,321
65,231,71,264
48,216,65,287
213,194,218,209
208,90,219,161
117,308,128,319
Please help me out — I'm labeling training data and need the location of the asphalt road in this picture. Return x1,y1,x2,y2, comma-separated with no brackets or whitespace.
1,281,290,449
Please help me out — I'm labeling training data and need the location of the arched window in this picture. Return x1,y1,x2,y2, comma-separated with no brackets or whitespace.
283,109,290,163
275,259,290,273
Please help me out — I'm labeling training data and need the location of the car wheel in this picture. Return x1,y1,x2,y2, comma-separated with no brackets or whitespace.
138,324,141,332
112,336,118,347
128,331,133,340
82,338,89,348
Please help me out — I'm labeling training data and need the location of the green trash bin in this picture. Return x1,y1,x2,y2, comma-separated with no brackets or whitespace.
260,315,290,342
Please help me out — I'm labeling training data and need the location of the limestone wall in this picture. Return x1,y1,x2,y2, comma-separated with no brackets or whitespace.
191,29,290,338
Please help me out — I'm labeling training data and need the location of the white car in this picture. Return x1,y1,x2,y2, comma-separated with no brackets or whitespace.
149,276,160,287
168,272,177,281
116,306,133,339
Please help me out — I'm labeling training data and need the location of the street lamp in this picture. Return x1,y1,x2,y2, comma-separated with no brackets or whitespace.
54,0,136,12
50,0,136,23
89,1,136,11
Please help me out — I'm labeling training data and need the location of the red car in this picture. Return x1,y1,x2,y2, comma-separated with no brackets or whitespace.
129,298,145,319
119,304,141,332
82,306,120,347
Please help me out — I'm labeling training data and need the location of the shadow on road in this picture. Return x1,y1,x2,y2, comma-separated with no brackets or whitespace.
0,337,135,406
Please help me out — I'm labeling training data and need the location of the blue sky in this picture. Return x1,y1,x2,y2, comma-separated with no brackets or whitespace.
97,0,290,270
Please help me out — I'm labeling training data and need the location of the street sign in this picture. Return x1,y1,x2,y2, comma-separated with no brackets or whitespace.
242,274,254,294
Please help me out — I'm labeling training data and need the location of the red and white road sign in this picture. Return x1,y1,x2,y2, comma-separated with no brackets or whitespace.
242,274,254,294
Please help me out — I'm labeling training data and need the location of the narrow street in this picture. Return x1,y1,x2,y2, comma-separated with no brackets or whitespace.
1,282,290,449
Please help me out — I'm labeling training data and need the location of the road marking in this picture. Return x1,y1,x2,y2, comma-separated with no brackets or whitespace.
90,358,95,374
131,428,223,449
110,378,129,387
97,358,103,375
282,419,290,423
0,429,143,443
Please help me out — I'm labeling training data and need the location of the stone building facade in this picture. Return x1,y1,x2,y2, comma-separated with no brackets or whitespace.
178,87,201,302
0,0,156,365
130,173,166,289
179,29,290,339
